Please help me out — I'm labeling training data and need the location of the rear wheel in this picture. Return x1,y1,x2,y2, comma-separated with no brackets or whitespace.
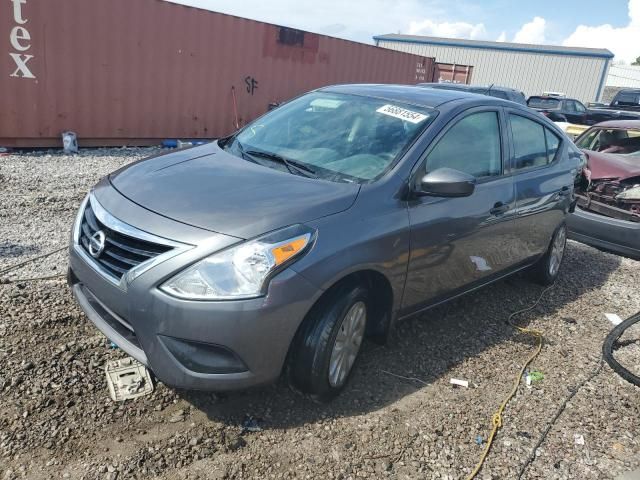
289,284,368,401
529,223,567,285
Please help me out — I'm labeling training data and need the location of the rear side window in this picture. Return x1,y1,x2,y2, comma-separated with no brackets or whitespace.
510,115,561,171
527,97,560,109
426,111,502,178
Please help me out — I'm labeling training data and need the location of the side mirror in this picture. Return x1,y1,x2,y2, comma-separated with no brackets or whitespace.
417,167,476,197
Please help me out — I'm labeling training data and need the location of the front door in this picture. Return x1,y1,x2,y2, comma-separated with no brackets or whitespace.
402,108,518,313
562,100,588,125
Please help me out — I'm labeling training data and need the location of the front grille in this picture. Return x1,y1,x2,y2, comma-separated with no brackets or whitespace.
79,202,173,280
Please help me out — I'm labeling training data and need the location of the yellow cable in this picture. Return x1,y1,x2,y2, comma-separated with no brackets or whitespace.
465,286,552,480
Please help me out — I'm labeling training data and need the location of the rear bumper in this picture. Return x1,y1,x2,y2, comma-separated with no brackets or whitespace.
567,207,640,260
68,244,320,392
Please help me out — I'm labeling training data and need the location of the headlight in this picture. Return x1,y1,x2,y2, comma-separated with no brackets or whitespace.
160,225,315,300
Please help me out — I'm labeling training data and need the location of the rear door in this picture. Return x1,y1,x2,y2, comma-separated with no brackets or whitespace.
403,107,518,312
506,110,571,260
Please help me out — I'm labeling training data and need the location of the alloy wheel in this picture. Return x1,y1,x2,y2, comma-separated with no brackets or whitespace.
328,301,366,388
549,225,567,277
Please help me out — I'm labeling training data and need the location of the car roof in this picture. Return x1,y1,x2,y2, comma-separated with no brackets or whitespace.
321,83,520,109
421,82,522,94
592,119,640,129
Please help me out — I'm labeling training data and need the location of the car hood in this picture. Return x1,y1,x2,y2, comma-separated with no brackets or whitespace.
584,150,640,181
109,142,360,239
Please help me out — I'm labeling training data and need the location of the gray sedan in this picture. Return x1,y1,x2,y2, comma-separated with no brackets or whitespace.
68,84,581,400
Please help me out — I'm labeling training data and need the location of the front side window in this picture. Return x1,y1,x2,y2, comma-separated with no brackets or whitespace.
510,114,561,170
424,111,502,178
226,91,434,183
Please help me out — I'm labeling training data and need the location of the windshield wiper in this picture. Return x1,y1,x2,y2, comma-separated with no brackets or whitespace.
244,149,318,178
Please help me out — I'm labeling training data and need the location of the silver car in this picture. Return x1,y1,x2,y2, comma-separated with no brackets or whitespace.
68,85,579,400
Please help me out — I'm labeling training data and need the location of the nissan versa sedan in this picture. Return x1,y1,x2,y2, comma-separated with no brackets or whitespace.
68,85,581,400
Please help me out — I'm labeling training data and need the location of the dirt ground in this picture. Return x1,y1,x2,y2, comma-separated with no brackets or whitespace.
1,149,639,480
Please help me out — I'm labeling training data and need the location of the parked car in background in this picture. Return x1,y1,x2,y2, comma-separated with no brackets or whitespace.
68,84,580,400
607,89,640,112
419,82,527,105
528,96,591,123
528,95,640,125
567,120,640,259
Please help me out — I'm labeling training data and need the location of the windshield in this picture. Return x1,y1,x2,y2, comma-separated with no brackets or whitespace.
527,97,560,109
575,127,640,156
225,91,434,183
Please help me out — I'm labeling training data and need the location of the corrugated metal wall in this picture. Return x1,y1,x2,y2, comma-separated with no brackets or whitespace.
377,40,609,103
1,0,437,147
607,65,640,89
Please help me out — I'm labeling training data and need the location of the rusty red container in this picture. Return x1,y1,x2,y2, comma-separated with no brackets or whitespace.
1,0,441,147
433,62,474,85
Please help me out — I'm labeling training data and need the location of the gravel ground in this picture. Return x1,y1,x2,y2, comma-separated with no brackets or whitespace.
1,148,639,480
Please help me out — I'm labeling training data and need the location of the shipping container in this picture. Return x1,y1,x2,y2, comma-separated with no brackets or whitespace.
1,0,451,147
433,62,474,84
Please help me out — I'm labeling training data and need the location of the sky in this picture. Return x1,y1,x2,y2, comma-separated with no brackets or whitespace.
166,0,640,64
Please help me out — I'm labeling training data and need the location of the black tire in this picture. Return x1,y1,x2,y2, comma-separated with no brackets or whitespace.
289,283,369,401
603,312,640,387
529,223,567,285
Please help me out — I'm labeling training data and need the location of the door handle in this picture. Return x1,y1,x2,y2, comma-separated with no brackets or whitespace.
490,202,509,215
558,186,570,197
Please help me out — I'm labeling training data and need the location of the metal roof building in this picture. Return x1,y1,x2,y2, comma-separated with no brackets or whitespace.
374,34,614,102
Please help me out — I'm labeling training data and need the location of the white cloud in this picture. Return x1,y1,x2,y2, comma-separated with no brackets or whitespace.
408,19,487,39
512,16,546,44
562,0,640,63
496,31,507,42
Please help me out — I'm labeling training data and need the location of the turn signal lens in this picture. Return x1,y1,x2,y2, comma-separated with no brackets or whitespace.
271,236,310,266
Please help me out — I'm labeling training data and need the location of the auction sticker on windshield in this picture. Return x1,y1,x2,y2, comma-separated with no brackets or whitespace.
376,105,428,124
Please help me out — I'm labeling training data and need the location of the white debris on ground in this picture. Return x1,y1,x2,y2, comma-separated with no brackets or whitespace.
1,148,639,480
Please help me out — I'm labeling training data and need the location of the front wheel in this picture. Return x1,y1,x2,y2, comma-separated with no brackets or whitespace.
289,284,369,401
529,223,567,285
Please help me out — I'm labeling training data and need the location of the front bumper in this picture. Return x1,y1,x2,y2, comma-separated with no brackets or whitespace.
68,192,321,391
69,250,319,391
567,206,640,260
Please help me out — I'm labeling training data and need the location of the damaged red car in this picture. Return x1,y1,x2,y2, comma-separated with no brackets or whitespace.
567,120,640,259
